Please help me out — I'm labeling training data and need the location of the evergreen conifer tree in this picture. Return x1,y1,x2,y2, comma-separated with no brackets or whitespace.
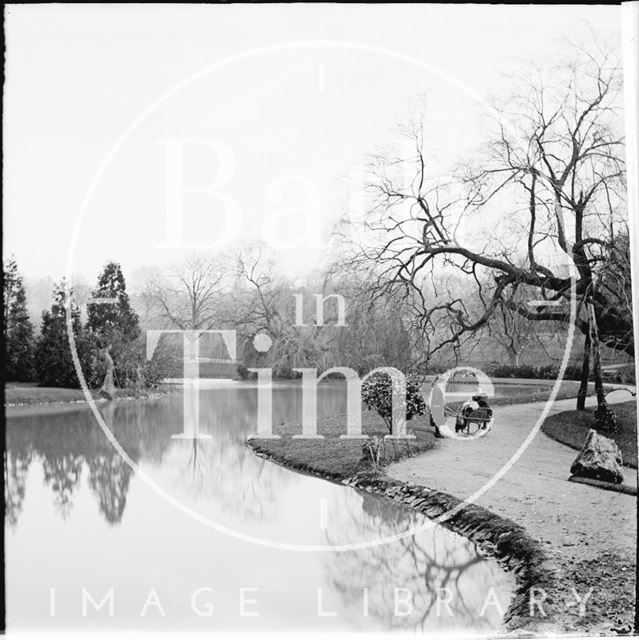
3,258,36,381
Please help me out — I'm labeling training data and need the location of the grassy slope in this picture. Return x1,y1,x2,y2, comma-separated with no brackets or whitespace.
541,400,638,468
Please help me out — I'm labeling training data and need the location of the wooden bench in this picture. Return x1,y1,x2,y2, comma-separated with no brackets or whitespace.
456,407,492,435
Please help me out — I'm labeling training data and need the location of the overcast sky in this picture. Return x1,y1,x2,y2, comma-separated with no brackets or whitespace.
4,4,622,285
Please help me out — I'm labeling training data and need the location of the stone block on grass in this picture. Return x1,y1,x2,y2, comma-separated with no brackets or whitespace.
570,428,624,484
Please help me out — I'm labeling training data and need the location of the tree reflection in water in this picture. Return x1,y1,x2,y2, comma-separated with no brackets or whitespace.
5,403,153,526
42,453,83,519
323,490,511,632
157,428,289,524
4,385,327,528
4,448,33,528
132,385,332,524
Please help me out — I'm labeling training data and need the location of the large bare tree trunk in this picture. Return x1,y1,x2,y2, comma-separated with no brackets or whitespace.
587,302,618,431
576,328,591,411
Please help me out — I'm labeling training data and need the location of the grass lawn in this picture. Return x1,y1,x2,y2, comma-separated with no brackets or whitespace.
541,401,638,468
485,380,596,407
251,380,600,478
4,383,166,406
251,411,438,478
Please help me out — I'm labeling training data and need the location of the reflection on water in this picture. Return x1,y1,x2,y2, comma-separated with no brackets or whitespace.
5,383,513,632
326,492,507,632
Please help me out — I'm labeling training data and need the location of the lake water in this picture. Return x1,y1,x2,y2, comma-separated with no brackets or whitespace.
5,382,514,633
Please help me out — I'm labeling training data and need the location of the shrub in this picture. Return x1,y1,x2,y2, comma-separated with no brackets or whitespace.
563,364,584,381
622,367,636,385
492,364,535,378
361,371,426,433
93,336,180,392
491,363,573,380
536,364,559,380
423,361,449,375
138,338,182,389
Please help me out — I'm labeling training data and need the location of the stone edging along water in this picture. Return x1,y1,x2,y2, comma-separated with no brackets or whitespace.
248,439,556,632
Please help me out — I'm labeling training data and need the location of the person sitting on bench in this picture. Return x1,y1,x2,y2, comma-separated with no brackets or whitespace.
455,388,492,432
472,391,493,430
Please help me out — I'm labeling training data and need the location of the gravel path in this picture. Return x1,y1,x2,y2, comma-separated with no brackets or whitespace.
388,390,637,634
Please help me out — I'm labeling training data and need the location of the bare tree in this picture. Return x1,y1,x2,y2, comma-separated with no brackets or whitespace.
135,254,230,331
483,282,564,367
227,245,336,376
343,44,629,427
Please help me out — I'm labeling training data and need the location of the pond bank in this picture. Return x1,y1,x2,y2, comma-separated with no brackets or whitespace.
248,438,550,632
248,387,637,634
4,384,171,408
